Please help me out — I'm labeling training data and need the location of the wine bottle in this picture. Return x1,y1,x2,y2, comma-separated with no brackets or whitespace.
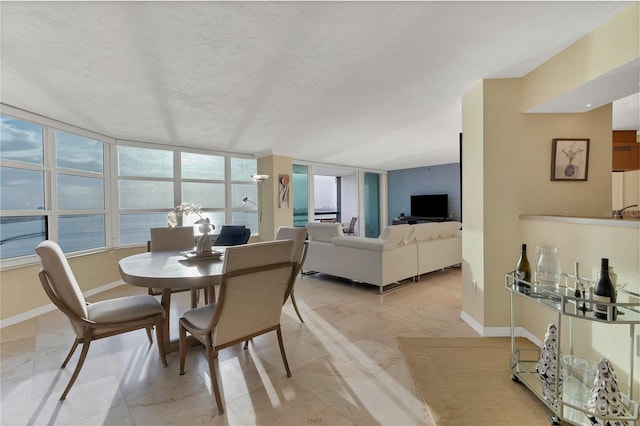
593,258,616,320
515,244,532,294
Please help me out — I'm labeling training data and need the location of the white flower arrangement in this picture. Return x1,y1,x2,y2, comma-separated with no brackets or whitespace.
561,142,584,165
167,202,213,233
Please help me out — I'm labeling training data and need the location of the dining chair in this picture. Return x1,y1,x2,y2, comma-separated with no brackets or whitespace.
178,240,296,414
35,240,167,401
275,226,308,323
149,226,203,308
342,216,358,236
213,225,251,246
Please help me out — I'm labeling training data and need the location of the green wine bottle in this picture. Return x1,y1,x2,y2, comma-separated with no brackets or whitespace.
515,244,532,294
593,258,616,320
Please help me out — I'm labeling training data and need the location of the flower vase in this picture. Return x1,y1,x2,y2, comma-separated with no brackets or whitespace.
196,230,212,255
536,245,561,291
564,163,578,178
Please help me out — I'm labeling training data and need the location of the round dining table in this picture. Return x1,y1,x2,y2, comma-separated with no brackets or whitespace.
118,250,225,354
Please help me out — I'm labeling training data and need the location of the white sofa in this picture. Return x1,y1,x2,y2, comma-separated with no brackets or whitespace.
304,221,462,292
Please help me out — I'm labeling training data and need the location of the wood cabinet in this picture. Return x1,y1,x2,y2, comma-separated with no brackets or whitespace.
613,130,639,171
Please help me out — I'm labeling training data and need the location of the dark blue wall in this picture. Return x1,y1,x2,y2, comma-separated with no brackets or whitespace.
387,162,461,224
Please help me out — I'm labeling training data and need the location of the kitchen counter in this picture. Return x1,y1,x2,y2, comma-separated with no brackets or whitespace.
520,214,639,228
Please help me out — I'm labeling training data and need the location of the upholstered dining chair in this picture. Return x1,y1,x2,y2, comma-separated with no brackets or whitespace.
149,226,203,308
275,226,308,323
213,225,251,246
178,240,296,414
35,240,167,401
342,216,358,236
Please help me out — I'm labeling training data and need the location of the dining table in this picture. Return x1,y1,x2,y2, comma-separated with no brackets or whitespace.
118,249,225,354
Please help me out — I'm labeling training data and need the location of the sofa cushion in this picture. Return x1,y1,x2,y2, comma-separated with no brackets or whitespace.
305,222,344,242
411,222,441,241
436,221,462,238
378,224,414,243
331,236,396,252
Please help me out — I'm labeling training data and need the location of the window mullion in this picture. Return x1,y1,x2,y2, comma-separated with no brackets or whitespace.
45,127,57,241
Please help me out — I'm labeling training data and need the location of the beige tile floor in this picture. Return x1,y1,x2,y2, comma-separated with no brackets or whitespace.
1,267,478,426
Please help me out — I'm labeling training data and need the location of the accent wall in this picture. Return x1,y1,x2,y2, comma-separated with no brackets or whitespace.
387,163,461,224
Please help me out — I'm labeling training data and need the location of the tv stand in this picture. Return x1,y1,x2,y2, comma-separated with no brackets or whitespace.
392,216,449,225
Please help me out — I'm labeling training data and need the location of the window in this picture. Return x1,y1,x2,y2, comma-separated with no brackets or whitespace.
55,130,107,252
0,115,46,259
117,146,258,245
0,115,108,260
117,145,175,245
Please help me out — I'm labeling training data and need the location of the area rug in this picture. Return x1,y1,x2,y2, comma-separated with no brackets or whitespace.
397,337,552,426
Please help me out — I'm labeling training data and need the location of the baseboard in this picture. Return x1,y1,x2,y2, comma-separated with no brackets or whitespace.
0,280,125,329
460,310,542,347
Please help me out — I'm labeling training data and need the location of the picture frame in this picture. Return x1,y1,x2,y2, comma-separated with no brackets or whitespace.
550,138,589,181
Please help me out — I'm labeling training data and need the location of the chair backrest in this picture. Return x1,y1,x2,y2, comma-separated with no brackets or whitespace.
150,227,195,252
347,217,357,232
214,240,295,346
275,226,308,273
214,225,251,246
35,240,88,336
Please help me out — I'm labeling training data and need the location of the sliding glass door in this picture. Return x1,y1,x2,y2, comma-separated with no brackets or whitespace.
363,172,380,238
292,165,309,227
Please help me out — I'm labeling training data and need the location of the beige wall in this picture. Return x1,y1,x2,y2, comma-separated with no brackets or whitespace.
1,246,144,321
461,81,485,325
521,2,639,112
462,77,613,328
612,170,640,209
256,155,293,241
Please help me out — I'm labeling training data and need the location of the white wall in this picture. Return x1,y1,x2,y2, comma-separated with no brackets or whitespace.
341,174,359,234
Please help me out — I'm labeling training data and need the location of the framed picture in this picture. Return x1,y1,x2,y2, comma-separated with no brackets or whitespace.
551,138,589,181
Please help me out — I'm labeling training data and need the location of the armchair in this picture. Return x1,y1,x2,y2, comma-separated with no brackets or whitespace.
148,226,202,308
213,225,251,246
178,240,296,413
35,240,167,400
275,226,308,322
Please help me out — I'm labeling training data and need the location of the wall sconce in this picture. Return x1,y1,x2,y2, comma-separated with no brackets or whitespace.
251,174,269,182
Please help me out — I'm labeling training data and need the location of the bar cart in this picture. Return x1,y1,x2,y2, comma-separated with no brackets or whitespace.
505,272,639,425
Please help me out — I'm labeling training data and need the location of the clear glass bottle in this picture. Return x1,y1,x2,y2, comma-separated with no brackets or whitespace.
536,245,561,291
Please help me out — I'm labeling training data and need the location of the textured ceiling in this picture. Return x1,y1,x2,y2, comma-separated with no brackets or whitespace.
1,1,637,171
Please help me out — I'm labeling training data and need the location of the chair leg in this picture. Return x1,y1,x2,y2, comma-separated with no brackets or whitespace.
155,317,167,367
276,326,291,377
205,335,224,414
60,331,93,400
179,323,187,375
145,326,153,344
61,339,79,368
290,292,304,323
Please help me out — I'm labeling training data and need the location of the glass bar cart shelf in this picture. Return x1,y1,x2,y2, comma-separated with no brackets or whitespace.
505,272,639,426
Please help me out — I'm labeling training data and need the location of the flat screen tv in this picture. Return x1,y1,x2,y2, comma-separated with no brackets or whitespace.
410,194,448,219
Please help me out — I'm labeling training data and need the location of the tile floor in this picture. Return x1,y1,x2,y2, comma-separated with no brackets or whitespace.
1,267,478,426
